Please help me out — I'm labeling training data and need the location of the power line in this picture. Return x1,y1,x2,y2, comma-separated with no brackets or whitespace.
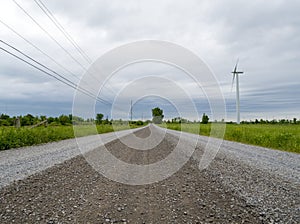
0,19,81,83
0,40,98,103
12,0,117,97
0,41,112,106
32,0,117,96
1,46,76,94
0,40,125,111
33,0,92,63
0,46,109,105
0,19,112,100
12,0,90,72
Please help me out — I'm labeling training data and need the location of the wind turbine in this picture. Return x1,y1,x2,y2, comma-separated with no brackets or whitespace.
231,59,243,124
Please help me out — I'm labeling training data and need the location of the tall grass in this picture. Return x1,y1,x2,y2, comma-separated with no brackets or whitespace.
0,124,141,150
163,123,300,153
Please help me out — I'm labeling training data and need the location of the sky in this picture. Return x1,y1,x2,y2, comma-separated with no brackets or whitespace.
0,0,299,121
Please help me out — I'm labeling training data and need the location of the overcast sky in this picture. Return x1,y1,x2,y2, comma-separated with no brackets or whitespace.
0,0,299,121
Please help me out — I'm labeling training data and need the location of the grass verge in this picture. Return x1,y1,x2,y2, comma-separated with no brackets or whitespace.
161,123,300,153
0,124,142,150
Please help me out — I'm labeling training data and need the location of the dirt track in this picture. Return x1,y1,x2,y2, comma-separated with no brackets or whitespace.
0,126,299,223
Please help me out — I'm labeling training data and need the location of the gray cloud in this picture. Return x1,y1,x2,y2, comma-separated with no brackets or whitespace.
0,0,299,120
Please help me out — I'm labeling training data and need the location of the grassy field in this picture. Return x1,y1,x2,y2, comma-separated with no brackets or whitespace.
2,122,299,153
162,123,300,153
0,124,141,150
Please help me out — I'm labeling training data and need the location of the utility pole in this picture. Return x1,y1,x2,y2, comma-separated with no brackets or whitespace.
130,100,132,121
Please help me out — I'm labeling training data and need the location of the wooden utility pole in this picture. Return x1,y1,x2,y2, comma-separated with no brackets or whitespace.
15,117,21,128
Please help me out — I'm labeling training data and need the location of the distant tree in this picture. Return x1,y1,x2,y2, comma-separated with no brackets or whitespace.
40,115,47,121
270,119,277,124
21,114,34,126
136,120,144,125
279,119,286,124
102,116,110,125
201,113,209,124
260,119,266,124
152,107,164,124
0,114,13,126
0,114,10,120
96,113,104,124
0,119,10,126
68,114,73,122
72,116,84,123
293,118,297,124
47,117,55,124
59,115,71,125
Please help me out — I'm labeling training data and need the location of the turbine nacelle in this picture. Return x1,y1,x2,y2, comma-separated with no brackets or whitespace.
231,59,244,90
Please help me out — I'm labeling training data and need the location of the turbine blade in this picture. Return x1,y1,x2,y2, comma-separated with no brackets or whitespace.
234,58,239,73
231,74,235,92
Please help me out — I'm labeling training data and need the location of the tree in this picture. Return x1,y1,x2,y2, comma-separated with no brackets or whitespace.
40,115,47,121
0,114,13,126
152,107,164,124
201,113,209,124
59,115,71,125
68,114,73,122
102,116,110,125
96,113,104,124
21,114,34,126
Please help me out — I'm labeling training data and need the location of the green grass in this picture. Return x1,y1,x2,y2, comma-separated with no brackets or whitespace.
2,123,299,153
161,123,300,153
0,124,142,150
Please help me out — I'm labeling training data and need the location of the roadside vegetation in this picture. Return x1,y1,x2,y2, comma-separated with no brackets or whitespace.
0,113,146,150
162,114,300,153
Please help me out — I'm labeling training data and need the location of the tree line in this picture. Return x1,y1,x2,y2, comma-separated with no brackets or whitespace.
150,107,299,125
0,114,85,126
0,113,147,127
1,110,299,127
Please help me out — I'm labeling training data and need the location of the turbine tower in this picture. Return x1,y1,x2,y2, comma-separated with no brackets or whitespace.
231,59,243,124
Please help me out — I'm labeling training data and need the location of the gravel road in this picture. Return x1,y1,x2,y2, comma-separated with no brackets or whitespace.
0,128,143,189
0,124,299,223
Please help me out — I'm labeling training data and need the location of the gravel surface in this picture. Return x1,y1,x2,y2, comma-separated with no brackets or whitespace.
161,127,300,223
0,124,299,223
0,128,142,189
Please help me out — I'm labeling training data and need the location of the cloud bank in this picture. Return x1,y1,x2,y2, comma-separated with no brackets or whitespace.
0,0,299,120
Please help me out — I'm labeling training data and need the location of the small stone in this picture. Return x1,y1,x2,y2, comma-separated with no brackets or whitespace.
259,211,266,217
